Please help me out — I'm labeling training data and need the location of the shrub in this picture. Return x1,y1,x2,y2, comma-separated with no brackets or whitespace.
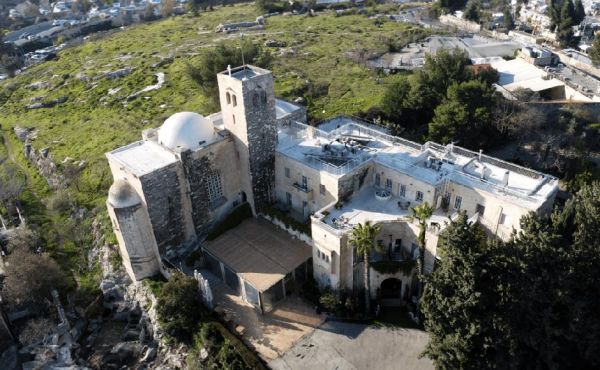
262,205,311,236
1,248,69,313
197,321,224,352
156,273,204,342
188,321,266,370
46,190,72,215
319,290,337,312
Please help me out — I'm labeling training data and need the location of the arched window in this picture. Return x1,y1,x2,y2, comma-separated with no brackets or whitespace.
232,94,237,107
253,92,259,107
226,92,231,104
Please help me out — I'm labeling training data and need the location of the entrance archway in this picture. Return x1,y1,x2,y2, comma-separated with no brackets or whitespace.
380,278,402,299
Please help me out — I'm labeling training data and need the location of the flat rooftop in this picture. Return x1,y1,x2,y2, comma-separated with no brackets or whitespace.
277,117,558,208
276,99,302,120
202,218,312,292
106,140,178,177
220,65,270,81
320,186,451,231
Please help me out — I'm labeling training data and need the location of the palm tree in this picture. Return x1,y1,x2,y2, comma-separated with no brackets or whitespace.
348,221,382,315
410,202,434,301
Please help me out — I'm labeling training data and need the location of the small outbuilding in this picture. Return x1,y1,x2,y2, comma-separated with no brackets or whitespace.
202,217,312,313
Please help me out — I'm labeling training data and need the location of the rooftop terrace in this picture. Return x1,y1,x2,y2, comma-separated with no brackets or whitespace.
277,117,558,208
315,186,453,233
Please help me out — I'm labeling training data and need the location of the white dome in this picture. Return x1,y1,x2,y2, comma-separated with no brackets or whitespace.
158,112,215,151
108,180,141,209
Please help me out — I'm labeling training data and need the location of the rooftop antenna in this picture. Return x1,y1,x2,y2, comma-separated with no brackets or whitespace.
238,33,249,80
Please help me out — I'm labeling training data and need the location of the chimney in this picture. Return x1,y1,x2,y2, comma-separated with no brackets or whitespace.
503,171,510,187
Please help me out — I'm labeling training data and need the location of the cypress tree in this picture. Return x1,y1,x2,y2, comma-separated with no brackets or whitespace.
574,0,586,24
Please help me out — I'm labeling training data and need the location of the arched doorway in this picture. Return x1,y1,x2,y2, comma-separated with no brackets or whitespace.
380,278,402,299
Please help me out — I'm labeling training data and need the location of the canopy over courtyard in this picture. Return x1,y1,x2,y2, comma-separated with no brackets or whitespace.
202,217,312,312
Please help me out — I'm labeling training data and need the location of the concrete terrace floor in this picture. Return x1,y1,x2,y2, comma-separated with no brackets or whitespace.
269,321,434,370
204,269,324,361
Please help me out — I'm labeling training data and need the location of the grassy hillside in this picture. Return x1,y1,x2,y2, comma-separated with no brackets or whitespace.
0,3,429,296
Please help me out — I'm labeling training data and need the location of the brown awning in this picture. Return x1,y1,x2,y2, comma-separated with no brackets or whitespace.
203,218,312,292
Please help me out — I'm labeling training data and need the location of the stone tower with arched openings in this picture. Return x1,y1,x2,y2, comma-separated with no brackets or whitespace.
216,65,277,214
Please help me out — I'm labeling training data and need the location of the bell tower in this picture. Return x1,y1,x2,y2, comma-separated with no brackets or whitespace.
217,65,277,214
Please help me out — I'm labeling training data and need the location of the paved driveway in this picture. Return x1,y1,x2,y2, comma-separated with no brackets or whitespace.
269,321,434,370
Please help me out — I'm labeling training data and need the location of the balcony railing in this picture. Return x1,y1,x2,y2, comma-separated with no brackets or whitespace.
292,182,311,193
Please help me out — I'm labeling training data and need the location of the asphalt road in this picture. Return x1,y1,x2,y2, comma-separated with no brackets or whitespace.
269,321,434,370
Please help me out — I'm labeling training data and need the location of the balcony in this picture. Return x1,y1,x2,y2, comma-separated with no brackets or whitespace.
292,182,312,193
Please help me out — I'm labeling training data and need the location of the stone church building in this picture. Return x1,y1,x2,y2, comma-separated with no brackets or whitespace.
106,65,558,312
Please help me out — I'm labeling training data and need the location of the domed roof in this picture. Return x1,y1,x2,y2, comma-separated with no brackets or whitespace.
158,112,215,151
108,180,142,209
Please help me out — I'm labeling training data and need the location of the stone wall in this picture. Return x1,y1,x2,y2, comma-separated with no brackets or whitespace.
276,103,307,127
140,163,185,255
180,152,212,236
242,76,278,213
337,165,371,201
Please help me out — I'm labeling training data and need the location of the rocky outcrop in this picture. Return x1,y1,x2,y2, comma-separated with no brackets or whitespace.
23,142,62,189
25,96,68,110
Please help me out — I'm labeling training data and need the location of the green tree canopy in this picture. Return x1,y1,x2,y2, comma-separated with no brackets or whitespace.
557,0,579,47
380,76,413,124
589,36,600,66
574,0,585,24
438,0,468,12
428,79,498,148
503,7,515,30
156,273,204,342
422,182,600,368
463,1,480,22
409,48,471,112
421,213,509,368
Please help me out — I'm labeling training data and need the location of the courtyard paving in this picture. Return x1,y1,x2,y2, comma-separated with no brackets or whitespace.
269,321,434,370
204,269,323,361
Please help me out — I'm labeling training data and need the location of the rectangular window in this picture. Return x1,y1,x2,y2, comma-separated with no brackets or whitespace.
320,184,326,195
454,196,462,209
286,192,292,207
476,203,486,216
302,175,308,190
416,191,424,202
386,178,393,190
206,170,224,203
499,213,508,225
399,184,406,197
375,174,381,187
285,167,290,178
